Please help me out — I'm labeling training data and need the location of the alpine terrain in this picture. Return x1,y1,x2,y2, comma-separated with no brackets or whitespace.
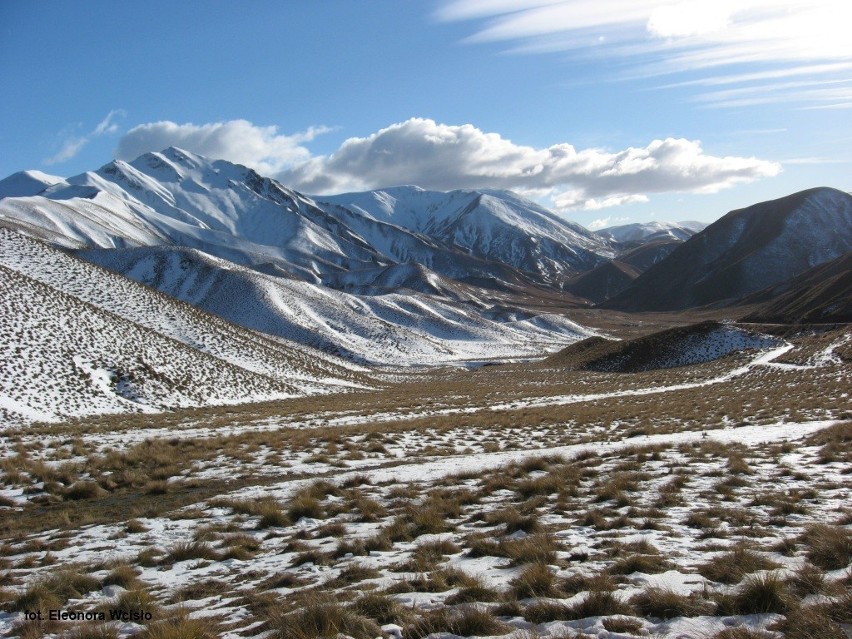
0,149,850,639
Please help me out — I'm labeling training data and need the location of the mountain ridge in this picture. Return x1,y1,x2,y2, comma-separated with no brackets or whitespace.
603,186,852,312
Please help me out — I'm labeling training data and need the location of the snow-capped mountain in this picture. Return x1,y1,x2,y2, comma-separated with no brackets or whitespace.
78,244,595,366
605,187,852,311
0,148,612,294
0,150,605,423
318,186,614,285
595,220,706,245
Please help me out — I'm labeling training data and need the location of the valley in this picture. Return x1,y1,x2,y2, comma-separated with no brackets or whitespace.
0,149,850,638
0,321,849,639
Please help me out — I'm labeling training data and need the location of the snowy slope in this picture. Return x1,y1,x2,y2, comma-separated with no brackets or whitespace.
596,220,705,244
80,244,596,366
0,229,376,424
0,265,295,424
317,186,615,284
0,149,614,293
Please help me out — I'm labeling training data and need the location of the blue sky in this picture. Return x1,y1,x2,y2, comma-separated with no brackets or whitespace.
1,0,850,228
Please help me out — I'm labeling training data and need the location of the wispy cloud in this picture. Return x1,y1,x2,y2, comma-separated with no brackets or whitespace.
45,109,126,165
436,0,852,108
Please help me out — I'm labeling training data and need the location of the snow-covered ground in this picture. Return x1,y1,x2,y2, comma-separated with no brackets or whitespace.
0,330,849,639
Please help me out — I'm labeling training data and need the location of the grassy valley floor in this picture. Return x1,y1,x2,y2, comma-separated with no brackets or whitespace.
0,325,850,639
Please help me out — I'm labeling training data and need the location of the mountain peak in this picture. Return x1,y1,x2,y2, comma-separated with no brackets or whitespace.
0,169,67,198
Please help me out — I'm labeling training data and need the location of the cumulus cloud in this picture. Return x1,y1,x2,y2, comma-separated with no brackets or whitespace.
115,119,332,176
277,117,780,210
45,110,126,165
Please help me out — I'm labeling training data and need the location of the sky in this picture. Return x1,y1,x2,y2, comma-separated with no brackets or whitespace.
1,0,850,229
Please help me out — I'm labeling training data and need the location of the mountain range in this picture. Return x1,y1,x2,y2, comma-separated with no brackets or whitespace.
1,147,850,423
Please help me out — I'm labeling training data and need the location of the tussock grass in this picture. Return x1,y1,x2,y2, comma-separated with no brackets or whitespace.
602,616,644,633
103,564,141,590
788,562,830,597
609,553,674,575
444,577,502,604
733,572,793,614
800,524,852,570
699,546,780,584
709,629,775,639
523,600,573,623
351,592,412,625
64,481,107,500
112,587,161,616
163,541,221,564
772,602,849,639
63,624,120,639
327,564,381,587
485,507,540,534
561,572,617,596
630,587,712,619
139,609,218,639
404,605,510,639
14,568,100,611
564,590,634,620
511,562,560,599
268,598,381,639
172,579,231,602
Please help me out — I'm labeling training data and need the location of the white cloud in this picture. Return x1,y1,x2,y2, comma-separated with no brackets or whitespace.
93,110,126,136
115,119,332,177
114,116,779,210
45,136,89,165
646,1,737,38
437,0,852,108
277,118,780,209
45,110,126,165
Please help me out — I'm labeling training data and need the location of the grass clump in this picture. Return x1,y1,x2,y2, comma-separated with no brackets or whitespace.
800,524,852,570
270,599,381,639
511,562,560,599
699,546,780,584
630,586,712,619
404,605,510,639
162,541,221,565
63,624,120,639
734,572,793,614
14,568,100,611
64,481,107,500
103,564,141,590
351,593,412,625
140,610,217,639
609,553,674,575
564,590,634,620
112,587,161,617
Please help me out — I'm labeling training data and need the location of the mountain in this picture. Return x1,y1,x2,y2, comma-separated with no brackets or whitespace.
596,220,705,245
542,321,782,372
565,260,641,304
0,147,608,371
0,223,595,424
565,240,683,304
0,149,612,295
604,187,852,311
741,252,852,324
77,244,595,366
316,186,614,286
0,229,371,424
